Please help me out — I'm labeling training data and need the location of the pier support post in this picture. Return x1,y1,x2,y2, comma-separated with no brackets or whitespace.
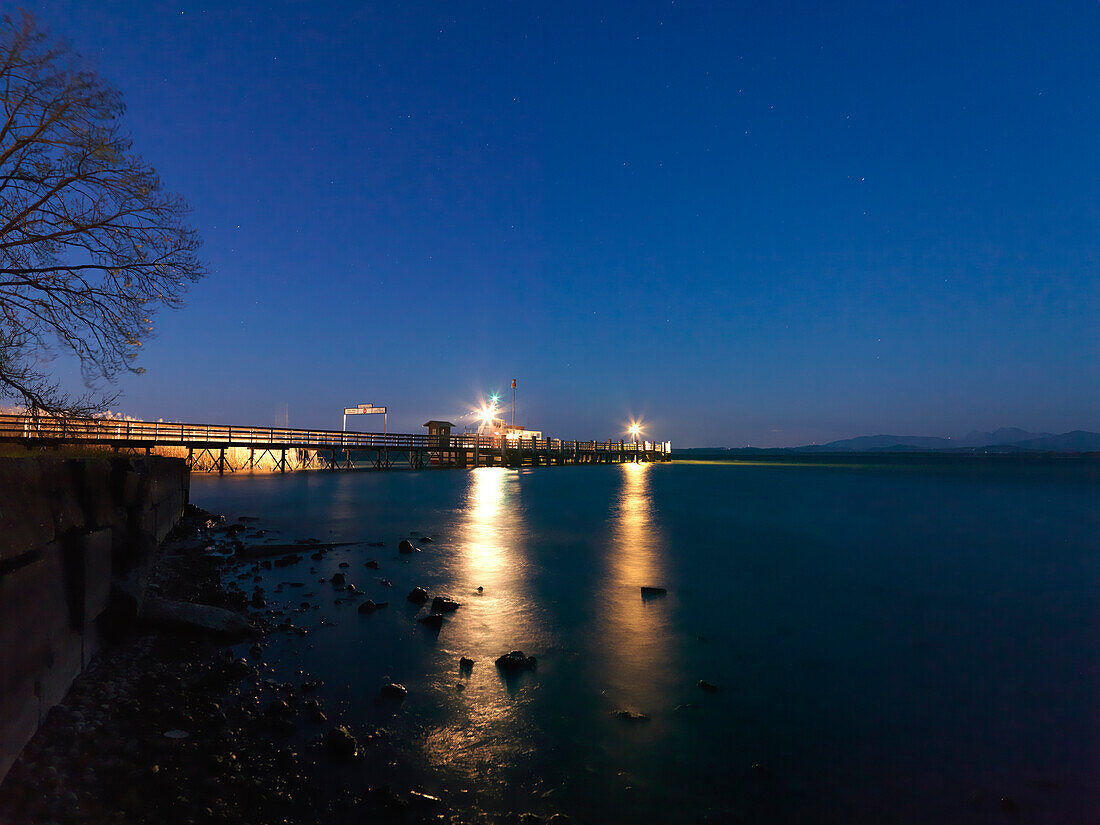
280,449,287,473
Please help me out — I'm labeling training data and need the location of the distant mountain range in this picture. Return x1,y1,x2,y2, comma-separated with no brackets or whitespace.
677,428,1100,455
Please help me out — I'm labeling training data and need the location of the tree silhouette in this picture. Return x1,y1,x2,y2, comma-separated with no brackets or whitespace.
0,12,204,417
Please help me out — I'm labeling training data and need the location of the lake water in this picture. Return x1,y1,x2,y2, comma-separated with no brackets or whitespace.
191,457,1100,824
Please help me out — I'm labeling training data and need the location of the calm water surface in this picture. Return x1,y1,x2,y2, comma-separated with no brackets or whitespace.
191,458,1100,824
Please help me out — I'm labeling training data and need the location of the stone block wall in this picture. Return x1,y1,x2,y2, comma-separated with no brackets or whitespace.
0,455,189,783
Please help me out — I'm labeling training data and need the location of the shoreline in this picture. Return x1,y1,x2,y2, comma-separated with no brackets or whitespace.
0,505,570,825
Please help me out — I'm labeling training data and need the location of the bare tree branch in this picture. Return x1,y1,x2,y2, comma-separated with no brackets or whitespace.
0,11,204,418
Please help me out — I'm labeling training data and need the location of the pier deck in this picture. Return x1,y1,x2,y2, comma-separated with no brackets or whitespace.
0,415,671,473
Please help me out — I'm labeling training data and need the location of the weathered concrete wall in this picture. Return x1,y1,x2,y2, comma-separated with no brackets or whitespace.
0,455,188,784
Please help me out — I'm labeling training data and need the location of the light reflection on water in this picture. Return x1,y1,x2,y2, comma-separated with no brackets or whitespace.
596,462,673,712
418,467,551,783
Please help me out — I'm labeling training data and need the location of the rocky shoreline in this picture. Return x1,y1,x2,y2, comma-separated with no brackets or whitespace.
0,506,569,825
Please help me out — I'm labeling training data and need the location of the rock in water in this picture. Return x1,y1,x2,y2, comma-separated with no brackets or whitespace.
420,536,434,543
459,656,475,671
345,583,358,595
331,572,346,586
431,596,460,613
495,650,537,671
358,599,387,614
418,613,443,629
364,560,379,569
407,586,429,604
325,725,359,759
378,683,408,702
398,539,419,554
640,586,667,597
615,710,650,723
698,680,719,694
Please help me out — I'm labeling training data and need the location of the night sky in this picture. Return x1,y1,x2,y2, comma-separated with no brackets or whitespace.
24,1,1100,447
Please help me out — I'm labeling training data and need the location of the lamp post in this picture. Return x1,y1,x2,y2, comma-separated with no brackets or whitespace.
629,423,641,446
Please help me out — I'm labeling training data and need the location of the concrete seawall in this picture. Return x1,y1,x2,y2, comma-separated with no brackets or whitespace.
0,455,189,783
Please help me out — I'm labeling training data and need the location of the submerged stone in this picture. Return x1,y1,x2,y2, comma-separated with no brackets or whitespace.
378,682,408,702
407,586,429,604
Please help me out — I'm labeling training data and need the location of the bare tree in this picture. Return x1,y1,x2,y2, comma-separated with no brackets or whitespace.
0,12,204,418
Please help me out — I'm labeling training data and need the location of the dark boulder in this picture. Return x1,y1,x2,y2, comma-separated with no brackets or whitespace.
418,613,443,629
273,553,301,568
698,680,719,694
407,587,429,604
431,596,460,613
459,656,475,671
358,599,389,614
325,725,359,759
364,560,379,569
640,586,667,597
331,572,346,586
495,650,537,671
398,539,419,554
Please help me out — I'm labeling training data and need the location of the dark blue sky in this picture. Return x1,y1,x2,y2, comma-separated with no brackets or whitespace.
28,1,1100,446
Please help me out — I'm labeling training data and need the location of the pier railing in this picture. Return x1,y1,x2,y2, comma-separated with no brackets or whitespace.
0,414,671,456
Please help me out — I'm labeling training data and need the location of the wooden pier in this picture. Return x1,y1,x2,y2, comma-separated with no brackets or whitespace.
0,414,672,473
